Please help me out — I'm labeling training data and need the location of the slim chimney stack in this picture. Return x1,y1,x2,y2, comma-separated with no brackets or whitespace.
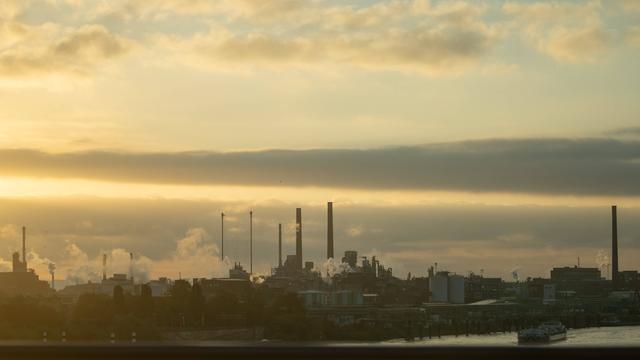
296,208,302,269
221,212,225,260
129,252,134,283
22,226,26,268
48,263,56,290
102,254,107,281
327,202,334,259
278,223,282,268
612,205,619,289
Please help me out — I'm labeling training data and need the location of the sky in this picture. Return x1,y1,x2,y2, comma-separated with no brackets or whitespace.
0,0,639,285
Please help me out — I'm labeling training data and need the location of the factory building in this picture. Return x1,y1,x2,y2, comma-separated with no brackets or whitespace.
543,283,557,305
342,251,358,268
0,270,52,297
618,270,639,291
548,266,610,298
464,274,503,303
0,226,53,297
147,277,172,297
58,273,136,300
229,263,250,280
550,267,602,282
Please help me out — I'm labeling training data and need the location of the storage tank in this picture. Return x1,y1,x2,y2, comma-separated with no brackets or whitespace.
429,273,449,302
448,275,465,304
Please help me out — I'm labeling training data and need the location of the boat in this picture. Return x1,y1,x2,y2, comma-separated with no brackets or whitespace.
517,321,567,344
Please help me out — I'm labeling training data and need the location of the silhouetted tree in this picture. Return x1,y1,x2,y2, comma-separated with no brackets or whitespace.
263,292,311,340
190,283,205,326
70,293,114,339
168,279,191,327
132,284,154,319
113,285,125,314
246,288,265,327
0,296,64,339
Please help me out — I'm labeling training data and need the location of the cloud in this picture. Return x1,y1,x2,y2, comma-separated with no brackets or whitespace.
1,137,640,196
503,1,612,63
91,0,308,23
617,0,640,12
626,26,640,47
539,25,611,63
153,228,230,279
0,0,29,19
0,24,132,77
502,1,602,25
148,0,498,75
7,0,636,76
346,226,364,237
605,127,640,137
178,22,498,74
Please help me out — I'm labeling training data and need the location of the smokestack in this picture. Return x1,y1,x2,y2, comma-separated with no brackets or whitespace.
612,205,619,289
22,226,26,268
296,208,302,269
48,263,56,290
327,202,334,259
250,211,253,274
102,254,107,281
278,223,282,268
221,212,225,260
130,252,134,283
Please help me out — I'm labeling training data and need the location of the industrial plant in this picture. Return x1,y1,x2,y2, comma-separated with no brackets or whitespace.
0,203,638,341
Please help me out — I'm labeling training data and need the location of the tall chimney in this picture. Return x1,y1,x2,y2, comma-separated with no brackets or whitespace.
612,205,619,289
22,226,26,268
48,263,56,290
296,208,302,269
250,211,253,274
221,212,225,260
129,252,134,282
327,202,334,259
102,254,107,281
278,223,282,268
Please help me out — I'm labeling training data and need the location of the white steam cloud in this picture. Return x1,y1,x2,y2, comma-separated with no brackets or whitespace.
152,228,230,280
320,257,353,283
2,227,232,285
595,249,610,279
62,242,153,284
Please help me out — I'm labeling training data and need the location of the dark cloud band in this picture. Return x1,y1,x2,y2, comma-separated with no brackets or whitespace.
1,137,639,196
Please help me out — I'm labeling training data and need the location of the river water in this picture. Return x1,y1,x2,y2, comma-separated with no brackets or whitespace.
384,326,640,346
0,326,638,346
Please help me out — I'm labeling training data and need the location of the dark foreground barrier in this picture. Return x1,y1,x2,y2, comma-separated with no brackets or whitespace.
1,344,640,360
